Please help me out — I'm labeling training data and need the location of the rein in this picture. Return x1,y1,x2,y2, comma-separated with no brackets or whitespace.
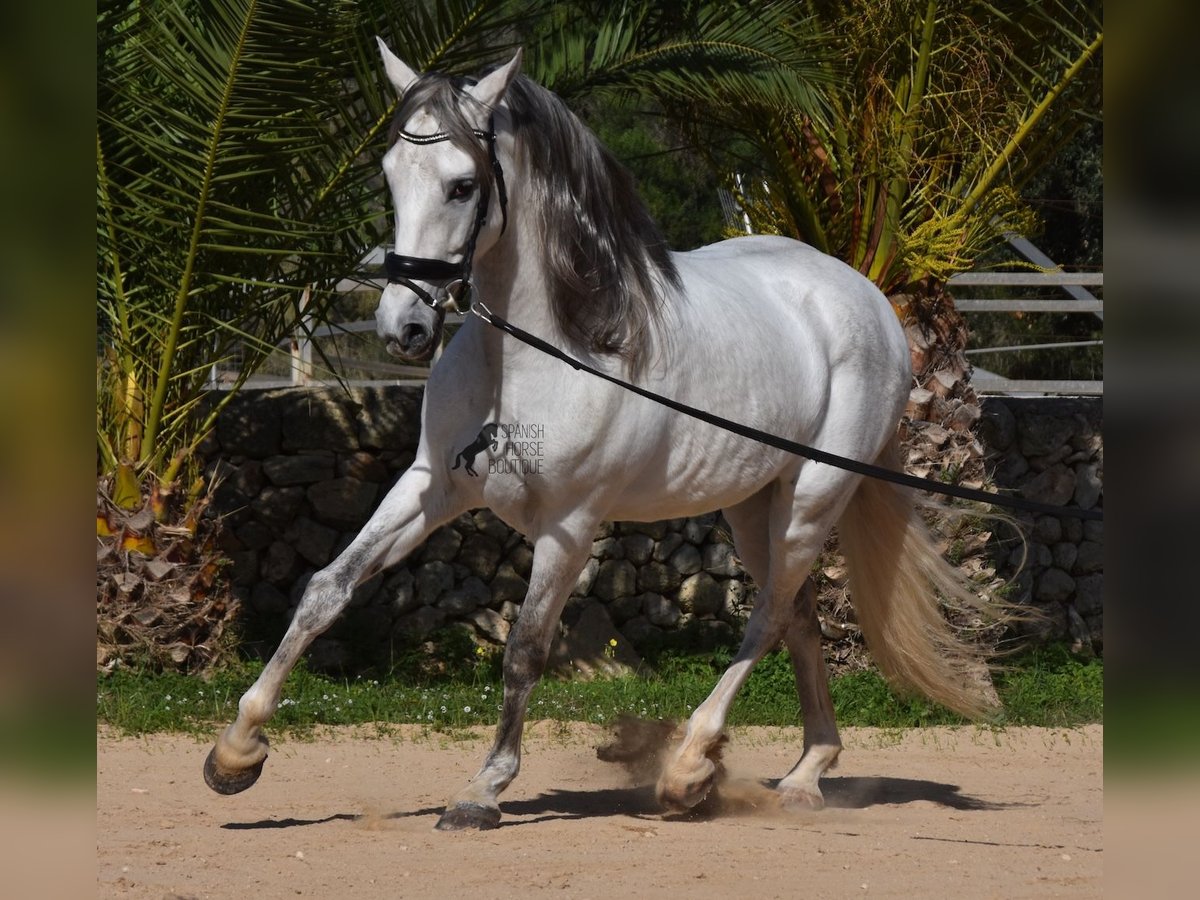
385,116,508,310
470,302,1103,523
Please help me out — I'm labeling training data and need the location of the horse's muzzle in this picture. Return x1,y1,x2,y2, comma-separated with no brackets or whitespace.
385,320,440,361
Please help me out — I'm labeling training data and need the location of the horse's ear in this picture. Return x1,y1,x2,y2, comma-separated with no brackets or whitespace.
466,49,523,110
377,37,418,96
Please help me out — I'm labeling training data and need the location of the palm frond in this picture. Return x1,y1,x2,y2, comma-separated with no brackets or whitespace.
528,1,837,126
710,0,1101,291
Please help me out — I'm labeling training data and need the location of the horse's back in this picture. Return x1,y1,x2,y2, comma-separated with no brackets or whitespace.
673,235,909,394
680,235,892,315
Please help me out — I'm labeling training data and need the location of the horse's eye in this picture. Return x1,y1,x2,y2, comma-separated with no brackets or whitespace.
448,180,475,201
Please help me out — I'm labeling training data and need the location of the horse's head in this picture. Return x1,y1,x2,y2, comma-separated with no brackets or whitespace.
374,40,521,361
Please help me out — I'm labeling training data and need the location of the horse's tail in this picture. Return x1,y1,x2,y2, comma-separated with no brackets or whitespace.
838,437,1001,720
451,454,462,470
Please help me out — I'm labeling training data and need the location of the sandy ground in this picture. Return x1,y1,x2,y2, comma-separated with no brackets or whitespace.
97,722,1102,899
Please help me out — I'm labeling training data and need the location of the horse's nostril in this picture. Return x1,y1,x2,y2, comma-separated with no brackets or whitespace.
400,323,427,348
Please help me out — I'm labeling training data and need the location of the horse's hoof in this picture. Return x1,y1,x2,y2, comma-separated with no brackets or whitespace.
434,803,501,831
656,780,713,813
656,760,716,813
778,785,825,811
203,746,267,795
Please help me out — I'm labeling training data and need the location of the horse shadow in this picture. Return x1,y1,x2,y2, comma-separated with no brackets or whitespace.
816,775,1013,812
219,776,1015,831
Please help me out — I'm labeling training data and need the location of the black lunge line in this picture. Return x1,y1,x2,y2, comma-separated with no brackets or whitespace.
472,304,1102,523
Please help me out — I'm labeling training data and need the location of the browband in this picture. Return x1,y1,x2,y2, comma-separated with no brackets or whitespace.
396,127,492,145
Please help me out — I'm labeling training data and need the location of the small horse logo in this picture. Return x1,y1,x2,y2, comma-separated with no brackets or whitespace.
452,423,501,476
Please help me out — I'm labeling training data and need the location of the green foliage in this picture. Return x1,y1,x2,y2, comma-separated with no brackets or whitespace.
527,0,834,115
97,642,1101,735
585,101,725,250
99,0,375,484
699,0,1103,294
992,643,1104,727
733,651,799,721
830,670,963,727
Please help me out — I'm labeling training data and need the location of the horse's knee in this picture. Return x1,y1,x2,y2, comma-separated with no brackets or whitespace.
291,570,350,634
503,621,552,683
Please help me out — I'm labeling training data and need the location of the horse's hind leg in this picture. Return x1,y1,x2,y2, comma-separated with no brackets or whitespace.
777,577,841,810
657,468,855,812
436,519,595,831
717,503,841,809
204,466,457,795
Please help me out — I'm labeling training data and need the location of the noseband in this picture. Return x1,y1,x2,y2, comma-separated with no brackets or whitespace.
384,114,508,311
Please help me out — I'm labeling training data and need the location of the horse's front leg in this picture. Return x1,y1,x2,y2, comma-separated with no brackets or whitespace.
204,464,459,795
435,522,595,831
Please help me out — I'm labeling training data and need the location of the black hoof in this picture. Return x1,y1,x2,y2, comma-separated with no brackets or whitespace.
434,803,501,831
203,746,267,795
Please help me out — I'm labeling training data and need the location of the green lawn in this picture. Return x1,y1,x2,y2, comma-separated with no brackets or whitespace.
97,642,1101,737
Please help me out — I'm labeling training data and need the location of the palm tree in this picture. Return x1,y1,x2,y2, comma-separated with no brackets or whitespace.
98,0,526,510
685,0,1102,393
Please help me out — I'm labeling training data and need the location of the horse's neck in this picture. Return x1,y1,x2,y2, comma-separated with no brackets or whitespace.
473,214,558,339
471,198,676,381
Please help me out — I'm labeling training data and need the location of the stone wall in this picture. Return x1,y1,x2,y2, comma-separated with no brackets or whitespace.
977,396,1103,654
202,387,1102,670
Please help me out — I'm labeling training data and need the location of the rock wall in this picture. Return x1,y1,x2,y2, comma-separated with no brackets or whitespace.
202,387,1102,670
977,396,1103,654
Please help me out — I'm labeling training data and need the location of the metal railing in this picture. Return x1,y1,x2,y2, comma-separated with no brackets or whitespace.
948,259,1102,396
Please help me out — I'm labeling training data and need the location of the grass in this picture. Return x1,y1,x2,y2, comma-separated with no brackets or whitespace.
97,640,1101,737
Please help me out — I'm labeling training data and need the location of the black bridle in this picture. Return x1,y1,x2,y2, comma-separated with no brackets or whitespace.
384,115,508,311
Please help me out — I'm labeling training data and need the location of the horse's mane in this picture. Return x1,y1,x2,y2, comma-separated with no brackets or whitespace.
391,70,679,371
